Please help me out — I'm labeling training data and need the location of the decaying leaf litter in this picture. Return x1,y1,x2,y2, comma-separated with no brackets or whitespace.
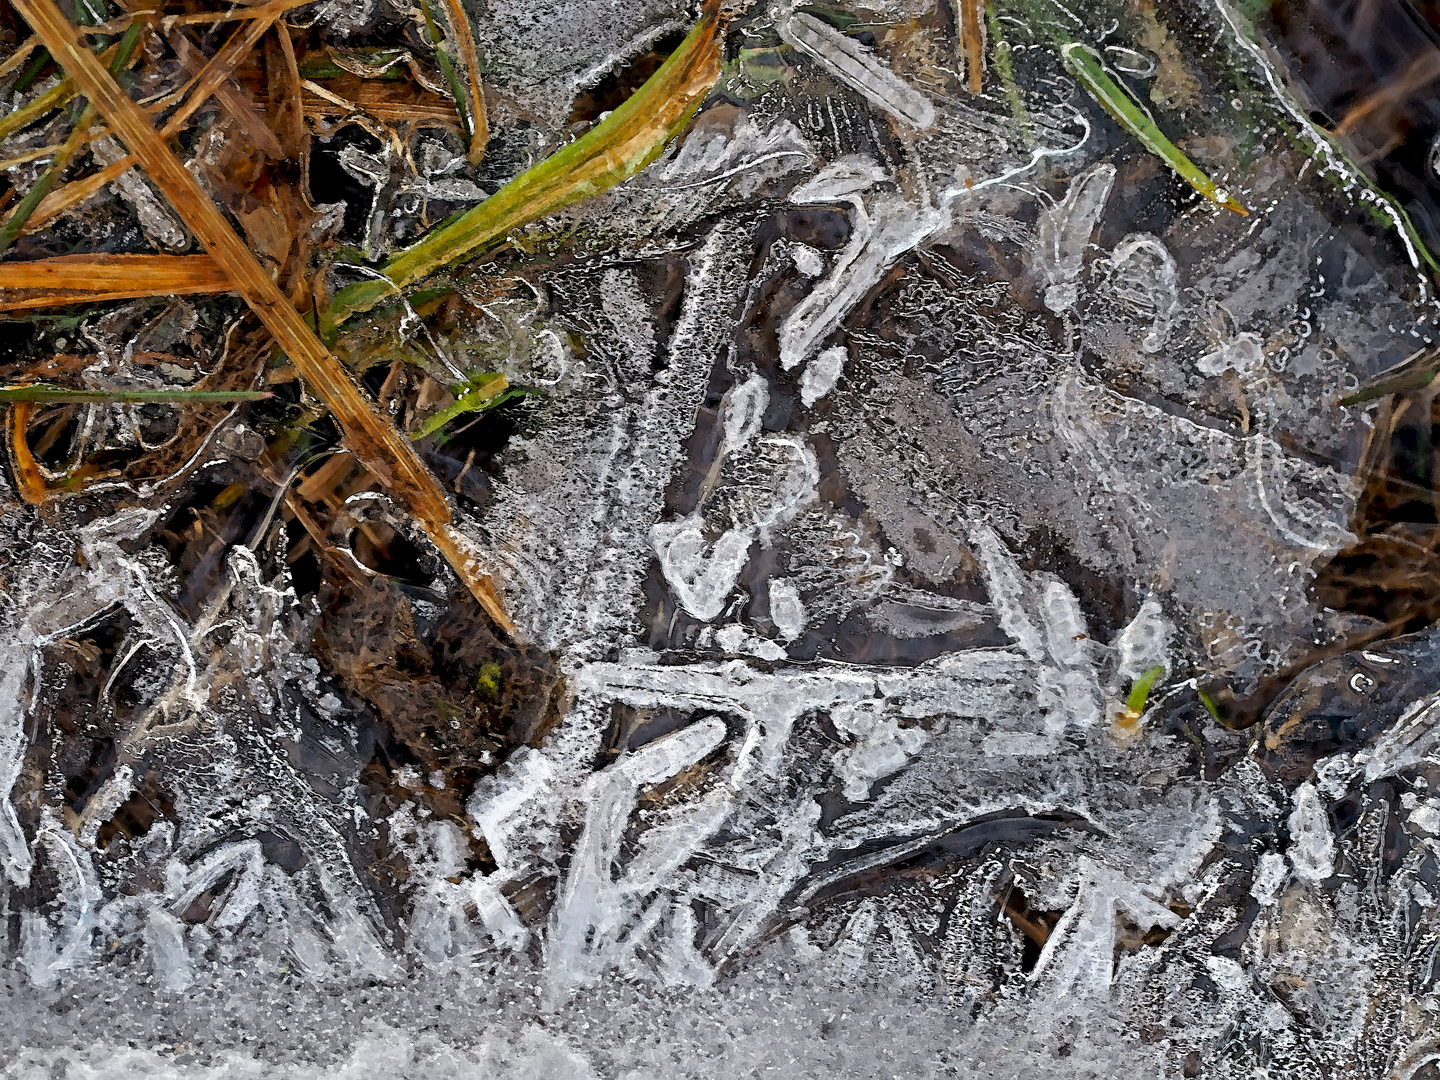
3,0,1440,1075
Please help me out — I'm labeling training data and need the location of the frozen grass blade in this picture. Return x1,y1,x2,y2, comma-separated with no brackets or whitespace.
411,371,524,439
1061,42,1248,215
0,383,270,404
328,0,725,324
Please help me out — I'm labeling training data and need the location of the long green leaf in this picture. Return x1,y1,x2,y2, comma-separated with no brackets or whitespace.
1061,42,1248,215
328,0,724,325
0,382,270,404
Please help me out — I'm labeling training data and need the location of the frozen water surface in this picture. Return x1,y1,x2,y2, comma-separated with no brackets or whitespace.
7,0,1440,1076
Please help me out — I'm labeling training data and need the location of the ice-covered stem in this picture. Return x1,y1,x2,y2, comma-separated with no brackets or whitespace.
328,0,726,325
1058,41,1248,215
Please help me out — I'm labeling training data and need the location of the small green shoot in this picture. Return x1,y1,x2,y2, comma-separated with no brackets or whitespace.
0,383,270,405
411,371,528,440
1126,663,1167,716
1060,41,1248,215
1197,687,1226,725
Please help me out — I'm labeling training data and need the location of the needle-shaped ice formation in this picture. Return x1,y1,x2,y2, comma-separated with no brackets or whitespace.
1038,162,1116,314
547,717,728,992
1029,857,1181,1006
774,8,936,129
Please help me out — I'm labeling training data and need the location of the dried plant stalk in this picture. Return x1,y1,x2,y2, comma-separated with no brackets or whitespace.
958,0,985,94
329,0,725,323
0,253,233,309
437,0,488,163
24,2,286,233
11,0,515,634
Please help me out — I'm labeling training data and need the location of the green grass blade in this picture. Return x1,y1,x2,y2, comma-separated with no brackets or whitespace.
0,383,270,404
1061,42,1247,215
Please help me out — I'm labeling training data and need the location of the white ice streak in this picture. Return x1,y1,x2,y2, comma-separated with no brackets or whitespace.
1038,162,1115,314
800,344,846,406
1360,691,1440,781
778,159,948,371
967,521,1102,748
774,9,935,129
468,748,556,872
476,225,754,649
1028,856,1181,1005
547,717,727,992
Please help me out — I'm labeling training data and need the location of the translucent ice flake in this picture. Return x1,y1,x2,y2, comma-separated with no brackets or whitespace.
779,162,948,371
650,515,756,621
1100,232,1179,352
1114,597,1174,682
1037,162,1115,315
774,9,936,129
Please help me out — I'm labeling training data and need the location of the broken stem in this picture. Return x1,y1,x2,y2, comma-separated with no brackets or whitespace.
0,252,233,309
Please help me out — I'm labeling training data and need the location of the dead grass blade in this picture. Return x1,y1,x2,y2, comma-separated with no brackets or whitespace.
6,401,50,504
437,0,487,163
10,0,515,634
0,253,233,308
329,0,724,323
25,3,284,233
